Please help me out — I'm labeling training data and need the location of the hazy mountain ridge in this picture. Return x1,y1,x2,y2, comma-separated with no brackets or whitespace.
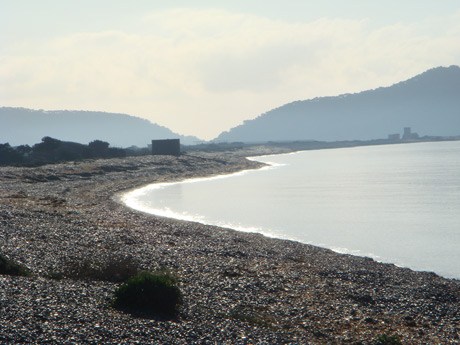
215,65,460,142
0,108,200,147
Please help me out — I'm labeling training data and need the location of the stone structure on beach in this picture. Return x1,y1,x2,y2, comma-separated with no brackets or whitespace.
151,139,181,156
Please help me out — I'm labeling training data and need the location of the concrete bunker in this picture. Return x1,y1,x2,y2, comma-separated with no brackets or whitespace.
151,139,181,156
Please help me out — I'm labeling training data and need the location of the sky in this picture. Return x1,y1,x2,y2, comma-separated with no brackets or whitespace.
2,1,460,140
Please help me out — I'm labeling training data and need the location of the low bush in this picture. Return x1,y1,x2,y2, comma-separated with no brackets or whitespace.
0,254,32,277
112,270,182,317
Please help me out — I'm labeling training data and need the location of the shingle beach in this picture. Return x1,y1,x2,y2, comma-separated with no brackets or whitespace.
1,151,460,344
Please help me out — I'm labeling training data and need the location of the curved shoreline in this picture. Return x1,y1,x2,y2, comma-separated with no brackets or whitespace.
1,151,460,343
120,158,278,232
121,146,460,280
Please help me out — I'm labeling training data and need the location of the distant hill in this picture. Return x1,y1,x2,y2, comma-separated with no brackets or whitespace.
215,65,460,143
0,108,200,147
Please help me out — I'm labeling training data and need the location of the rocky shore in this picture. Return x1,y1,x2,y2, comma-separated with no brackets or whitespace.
1,151,460,344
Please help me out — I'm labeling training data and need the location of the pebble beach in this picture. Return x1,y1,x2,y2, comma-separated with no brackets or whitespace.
1,150,460,344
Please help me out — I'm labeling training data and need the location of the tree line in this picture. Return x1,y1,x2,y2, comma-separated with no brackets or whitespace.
0,137,128,166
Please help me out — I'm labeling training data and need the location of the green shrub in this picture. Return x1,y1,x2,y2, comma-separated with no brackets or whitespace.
112,271,182,317
0,254,32,277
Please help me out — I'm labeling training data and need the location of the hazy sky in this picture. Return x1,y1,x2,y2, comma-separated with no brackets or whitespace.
2,1,460,140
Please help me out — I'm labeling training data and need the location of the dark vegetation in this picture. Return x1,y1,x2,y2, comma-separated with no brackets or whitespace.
112,270,182,318
2,131,458,167
182,135,458,154
0,251,182,318
0,136,127,166
3,135,456,167
0,254,32,277
47,256,182,317
183,141,246,152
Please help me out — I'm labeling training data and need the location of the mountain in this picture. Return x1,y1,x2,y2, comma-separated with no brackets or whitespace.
215,65,460,143
0,108,200,147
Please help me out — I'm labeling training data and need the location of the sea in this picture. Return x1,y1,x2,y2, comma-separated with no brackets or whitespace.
122,141,460,279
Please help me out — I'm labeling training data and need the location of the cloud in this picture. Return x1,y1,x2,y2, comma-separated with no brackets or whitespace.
1,8,459,139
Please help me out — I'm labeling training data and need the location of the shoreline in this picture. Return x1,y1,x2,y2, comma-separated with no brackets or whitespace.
119,158,276,230
123,143,459,280
1,150,460,343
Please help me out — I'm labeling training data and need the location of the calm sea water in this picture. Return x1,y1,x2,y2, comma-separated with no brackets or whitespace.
123,141,460,279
